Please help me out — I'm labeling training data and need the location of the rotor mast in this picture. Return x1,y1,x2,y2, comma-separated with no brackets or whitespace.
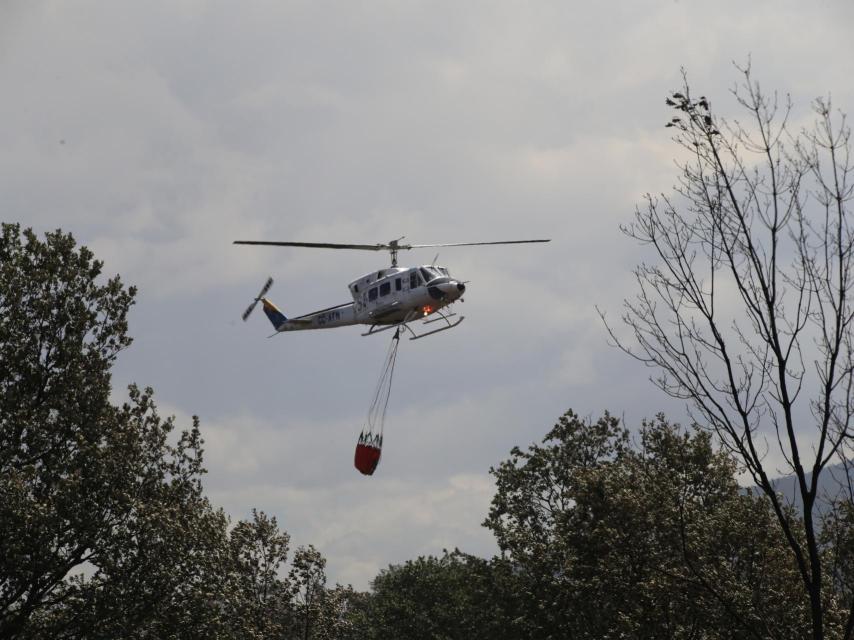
388,238,402,266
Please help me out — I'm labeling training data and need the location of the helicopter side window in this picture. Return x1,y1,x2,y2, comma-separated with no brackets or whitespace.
379,282,391,297
395,278,402,291
409,271,417,289
368,287,378,301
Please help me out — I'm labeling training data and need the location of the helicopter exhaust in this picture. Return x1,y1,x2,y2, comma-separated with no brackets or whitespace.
241,277,274,322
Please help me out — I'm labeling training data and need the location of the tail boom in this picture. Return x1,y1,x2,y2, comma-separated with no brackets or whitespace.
263,299,357,332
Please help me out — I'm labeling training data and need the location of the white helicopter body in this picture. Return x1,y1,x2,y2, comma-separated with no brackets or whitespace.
237,238,546,340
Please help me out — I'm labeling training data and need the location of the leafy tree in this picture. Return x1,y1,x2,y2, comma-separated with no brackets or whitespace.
48,391,233,640
820,499,854,637
224,510,363,640
288,545,329,640
358,549,512,640
484,410,628,638
0,224,370,638
485,409,807,639
226,509,294,638
602,64,854,639
611,417,808,638
0,222,131,633
309,583,363,640
0,225,229,638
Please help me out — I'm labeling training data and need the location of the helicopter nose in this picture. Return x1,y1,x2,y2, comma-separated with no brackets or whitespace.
428,280,465,301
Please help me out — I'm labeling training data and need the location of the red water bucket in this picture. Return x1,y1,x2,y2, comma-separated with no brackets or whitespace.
354,441,382,475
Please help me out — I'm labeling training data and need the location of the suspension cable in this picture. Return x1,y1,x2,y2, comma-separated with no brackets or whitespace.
364,328,401,440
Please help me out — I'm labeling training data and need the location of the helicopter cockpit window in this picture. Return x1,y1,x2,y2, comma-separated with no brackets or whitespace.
420,267,436,283
368,287,378,301
379,282,391,297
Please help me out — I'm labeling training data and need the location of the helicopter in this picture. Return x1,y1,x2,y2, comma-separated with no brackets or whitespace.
235,237,550,340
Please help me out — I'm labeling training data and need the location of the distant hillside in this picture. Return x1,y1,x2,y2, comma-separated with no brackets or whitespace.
764,463,853,515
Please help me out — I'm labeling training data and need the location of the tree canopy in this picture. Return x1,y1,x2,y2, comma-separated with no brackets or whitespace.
0,225,355,639
483,410,809,638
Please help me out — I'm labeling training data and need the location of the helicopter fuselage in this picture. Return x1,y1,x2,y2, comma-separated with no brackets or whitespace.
262,264,466,335
238,236,548,338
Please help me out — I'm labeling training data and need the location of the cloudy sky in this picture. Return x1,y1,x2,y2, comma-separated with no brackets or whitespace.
4,0,854,588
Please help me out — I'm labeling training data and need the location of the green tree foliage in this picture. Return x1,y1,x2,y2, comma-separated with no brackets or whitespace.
0,224,231,638
288,545,328,639
484,410,628,638
0,223,365,638
226,509,293,637
356,549,512,640
484,410,809,639
286,546,360,640
224,510,359,640
45,391,233,639
820,500,854,636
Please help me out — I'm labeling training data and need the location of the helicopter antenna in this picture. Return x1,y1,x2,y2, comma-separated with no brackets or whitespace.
234,237,550,266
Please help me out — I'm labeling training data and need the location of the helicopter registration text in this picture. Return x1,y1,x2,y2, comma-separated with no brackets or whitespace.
316,310,342,326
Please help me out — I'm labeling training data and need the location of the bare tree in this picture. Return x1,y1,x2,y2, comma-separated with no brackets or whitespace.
602,63,854,640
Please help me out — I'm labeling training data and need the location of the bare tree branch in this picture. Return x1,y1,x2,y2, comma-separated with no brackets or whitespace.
604,65,854,640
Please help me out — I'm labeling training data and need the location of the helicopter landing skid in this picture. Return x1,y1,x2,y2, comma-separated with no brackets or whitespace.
360,323,402,337
360,310,422,338
360,309,464,340
423,311,457,325
404,310,464,341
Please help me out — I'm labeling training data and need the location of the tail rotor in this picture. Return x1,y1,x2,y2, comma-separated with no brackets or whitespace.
242,277,274,321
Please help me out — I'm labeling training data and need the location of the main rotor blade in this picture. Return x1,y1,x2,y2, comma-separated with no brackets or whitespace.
407,239,551,248
233,241,386,251
233,239,551,253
